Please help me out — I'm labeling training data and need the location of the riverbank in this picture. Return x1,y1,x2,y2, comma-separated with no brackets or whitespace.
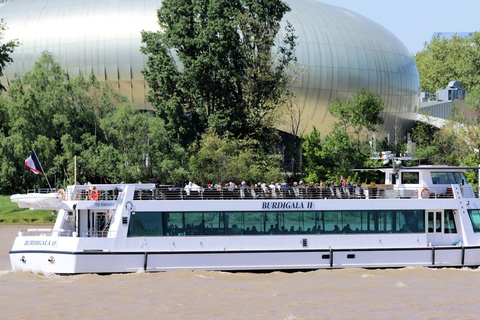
0,195,55,223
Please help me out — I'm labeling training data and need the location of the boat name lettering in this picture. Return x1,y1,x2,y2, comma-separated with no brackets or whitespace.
93,202,115,207
24,240,58,247
261,201,314,210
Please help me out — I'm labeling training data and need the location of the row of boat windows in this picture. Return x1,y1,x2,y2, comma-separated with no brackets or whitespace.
127,210,430,237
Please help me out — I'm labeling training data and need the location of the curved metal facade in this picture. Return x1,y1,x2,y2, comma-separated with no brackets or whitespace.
0,0,419,136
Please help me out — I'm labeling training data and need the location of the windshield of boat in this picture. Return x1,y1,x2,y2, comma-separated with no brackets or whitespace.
431,172,465,184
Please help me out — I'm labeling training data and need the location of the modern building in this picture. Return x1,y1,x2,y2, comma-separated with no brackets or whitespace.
418,81,467,127
0,0,419,137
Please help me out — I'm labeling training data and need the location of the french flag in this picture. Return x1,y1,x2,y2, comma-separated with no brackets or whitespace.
25,150,43,174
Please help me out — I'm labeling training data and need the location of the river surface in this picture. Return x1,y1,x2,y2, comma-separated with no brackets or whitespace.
1,224,480,319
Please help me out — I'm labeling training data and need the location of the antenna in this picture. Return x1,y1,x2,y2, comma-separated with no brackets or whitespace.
371,151,416,173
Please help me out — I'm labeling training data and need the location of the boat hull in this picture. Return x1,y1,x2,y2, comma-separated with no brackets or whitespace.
10,245,480,274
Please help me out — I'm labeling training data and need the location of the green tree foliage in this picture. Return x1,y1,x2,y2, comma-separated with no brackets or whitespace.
415,33,480,95
0,19,19,91
413,33,480,180
302,89,385,183
411,95,480,167
188,130,282,186
141,0,297,148
300,127,324,183
328,88,385,141
0,51,188,193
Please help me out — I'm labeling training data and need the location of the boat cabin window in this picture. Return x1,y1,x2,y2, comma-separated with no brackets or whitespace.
468,209,480,232
431,172,465,185
444,210,457,233
427,210,457,234
126,210,425,237
401,172,419,184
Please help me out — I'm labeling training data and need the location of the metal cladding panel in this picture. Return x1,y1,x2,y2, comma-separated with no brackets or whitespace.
0,0,419,136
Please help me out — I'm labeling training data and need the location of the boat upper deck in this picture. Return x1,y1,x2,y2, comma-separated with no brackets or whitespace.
55,183,478,201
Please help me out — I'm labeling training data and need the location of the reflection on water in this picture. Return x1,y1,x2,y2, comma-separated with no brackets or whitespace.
1,225,479,319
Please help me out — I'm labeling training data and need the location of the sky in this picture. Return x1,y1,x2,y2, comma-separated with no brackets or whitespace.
318,0,480,54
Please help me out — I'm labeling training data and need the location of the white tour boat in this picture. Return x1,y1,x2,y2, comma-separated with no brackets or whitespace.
9,159,480,274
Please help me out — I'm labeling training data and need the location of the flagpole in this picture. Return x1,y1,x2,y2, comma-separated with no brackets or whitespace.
74,155,77,185
33,149,53,191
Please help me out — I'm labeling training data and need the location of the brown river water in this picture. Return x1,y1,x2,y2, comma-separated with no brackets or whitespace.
1,224,480,319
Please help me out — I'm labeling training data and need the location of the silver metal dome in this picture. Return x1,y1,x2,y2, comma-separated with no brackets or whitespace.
0,0,419,136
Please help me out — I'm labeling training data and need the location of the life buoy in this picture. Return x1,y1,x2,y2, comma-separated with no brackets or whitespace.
420,187,430,199
57,189,66,201
88,188,99,201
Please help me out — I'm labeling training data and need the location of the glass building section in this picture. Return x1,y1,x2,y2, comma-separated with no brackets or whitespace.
0,0,419,137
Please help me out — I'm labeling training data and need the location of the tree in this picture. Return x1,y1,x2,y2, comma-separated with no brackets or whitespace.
0,19,19,91
328,88,385,141
0,52,123,190
0,51,178,192
414,33,480,95
300,127,324,183
301,89,385,183
141,0,297,148
188,130,282,185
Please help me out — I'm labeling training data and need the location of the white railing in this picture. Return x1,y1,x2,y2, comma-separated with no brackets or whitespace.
19,228,72,237
81,230,117,238
129,185,476,200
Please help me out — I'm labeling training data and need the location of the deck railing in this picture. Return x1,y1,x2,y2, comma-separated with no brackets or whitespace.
130,185,477,200
19,228,72,237
25,184,479,201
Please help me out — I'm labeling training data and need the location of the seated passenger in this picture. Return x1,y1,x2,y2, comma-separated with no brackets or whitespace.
342,224,352,233
333,225,340,233
400,224,411,233
268,224,275,234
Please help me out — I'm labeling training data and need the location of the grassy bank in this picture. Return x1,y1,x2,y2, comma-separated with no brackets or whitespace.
0,195,56,223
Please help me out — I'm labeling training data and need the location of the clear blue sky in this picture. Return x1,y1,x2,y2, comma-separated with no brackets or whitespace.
318,0,480,54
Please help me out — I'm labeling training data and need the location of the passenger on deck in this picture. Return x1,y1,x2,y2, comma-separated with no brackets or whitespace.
292,182,299,197
333,225,340,232
254,182,263,198
228,182,235,192
307,182,316,191
346,182,355,196
151,174,160,186
280,182,290,197
356,183,365,198
240,181,249,198
269,182,277,198
262,183,270,197
340,175,346,187
298,181,306,198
